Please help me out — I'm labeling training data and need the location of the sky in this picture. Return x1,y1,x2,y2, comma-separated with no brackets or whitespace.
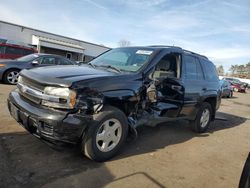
0,0,250,72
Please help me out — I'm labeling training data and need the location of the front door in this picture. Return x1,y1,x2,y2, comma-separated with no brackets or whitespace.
150,52,184,117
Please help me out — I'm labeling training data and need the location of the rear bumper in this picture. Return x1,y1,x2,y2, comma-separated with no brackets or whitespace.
8,90,91,144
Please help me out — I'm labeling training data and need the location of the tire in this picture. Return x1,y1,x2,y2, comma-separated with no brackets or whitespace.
190,102,212,133
3,69,20,85
81,106,128,162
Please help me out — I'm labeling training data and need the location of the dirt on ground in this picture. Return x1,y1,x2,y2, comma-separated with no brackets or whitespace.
0,84,250,188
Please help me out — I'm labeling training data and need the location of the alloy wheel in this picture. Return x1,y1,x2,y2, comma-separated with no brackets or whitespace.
200,108,210,128
7,71,19,84
96,118,122,152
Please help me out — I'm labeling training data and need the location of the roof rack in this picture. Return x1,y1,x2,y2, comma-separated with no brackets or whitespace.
183,49,208,59
148,45,182,50
148,45,208,59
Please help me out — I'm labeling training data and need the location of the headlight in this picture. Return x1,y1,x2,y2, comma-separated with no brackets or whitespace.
0,64,6,68
41,87,77,109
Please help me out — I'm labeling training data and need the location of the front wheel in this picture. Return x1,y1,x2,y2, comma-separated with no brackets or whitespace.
190,102,212,133
3,69,20,84
81,106,128,162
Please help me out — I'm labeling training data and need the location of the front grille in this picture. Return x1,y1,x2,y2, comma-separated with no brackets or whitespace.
19,90,41,104
18,76,45,104
21,76,45,91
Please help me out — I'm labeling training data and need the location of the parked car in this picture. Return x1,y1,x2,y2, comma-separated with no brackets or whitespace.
8,46,221,161
220,80,233,98
0,40,37,59
223,77,246,92
0,53,76,84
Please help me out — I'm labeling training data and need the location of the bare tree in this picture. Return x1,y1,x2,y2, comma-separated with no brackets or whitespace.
118,39,131,47
238,65,245,75
229,64,238,75
216,65,224,76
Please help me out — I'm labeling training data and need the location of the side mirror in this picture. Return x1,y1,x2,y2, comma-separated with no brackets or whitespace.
31,60,39,65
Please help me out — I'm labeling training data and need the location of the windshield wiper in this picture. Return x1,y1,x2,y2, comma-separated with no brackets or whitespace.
96,65,121,73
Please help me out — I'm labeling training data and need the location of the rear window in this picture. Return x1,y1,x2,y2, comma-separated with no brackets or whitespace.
23,49,34,55
59,58,74,65
201,59,219,81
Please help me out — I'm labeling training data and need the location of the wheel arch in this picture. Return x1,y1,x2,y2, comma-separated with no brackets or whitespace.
203,96,217,121
102,89,139,116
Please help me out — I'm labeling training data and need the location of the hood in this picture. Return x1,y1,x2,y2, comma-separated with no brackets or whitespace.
20,65,118,87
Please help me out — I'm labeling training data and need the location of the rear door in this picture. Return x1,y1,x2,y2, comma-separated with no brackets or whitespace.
180,54,205,119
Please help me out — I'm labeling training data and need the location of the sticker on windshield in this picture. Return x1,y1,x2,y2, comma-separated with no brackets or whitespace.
136,50,153,55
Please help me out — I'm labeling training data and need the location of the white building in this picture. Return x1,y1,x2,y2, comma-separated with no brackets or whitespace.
0,20,110,61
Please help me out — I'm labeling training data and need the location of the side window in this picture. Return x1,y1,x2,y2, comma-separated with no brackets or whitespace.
40,57,56,65
153,53,178,79
183,55,204,80
201,59,218,81
23,49,33,55
59,58,74,65
0,46,5,54
5,46,23,55
36,57,43,64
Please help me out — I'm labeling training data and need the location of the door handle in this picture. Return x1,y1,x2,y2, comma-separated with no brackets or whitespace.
171,85,182,91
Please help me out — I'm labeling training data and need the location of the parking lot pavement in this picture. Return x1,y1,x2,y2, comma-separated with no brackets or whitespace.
0,83,250,188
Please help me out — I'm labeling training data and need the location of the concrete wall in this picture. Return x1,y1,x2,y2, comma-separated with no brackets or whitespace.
0,21,110,58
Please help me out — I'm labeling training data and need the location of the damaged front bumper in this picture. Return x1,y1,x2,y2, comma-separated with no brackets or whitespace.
7,90,92,144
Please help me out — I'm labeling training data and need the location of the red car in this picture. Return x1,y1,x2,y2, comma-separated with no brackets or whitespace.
224,78,246,93
0,39,37,60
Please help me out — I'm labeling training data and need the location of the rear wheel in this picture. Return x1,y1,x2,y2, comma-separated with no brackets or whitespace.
81,106,128,162
3,69,20,84
190,102,212,133
228,91,233,98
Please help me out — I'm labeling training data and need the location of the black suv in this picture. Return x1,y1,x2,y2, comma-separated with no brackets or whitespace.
8,46,221,161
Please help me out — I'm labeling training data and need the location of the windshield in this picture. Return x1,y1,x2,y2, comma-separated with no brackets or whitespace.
90,48,155,72
17,54,39,62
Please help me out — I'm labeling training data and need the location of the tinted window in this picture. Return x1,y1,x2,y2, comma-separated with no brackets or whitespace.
201,59,218,81
41,57,56,65
183,55,204,80
5,46,23,55
0,46,5,54
23,49,33,55
59,58,74,65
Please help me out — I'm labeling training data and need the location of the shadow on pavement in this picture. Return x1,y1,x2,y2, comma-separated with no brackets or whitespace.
0,112,246,187
115,111,247,160
0,132,114,188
